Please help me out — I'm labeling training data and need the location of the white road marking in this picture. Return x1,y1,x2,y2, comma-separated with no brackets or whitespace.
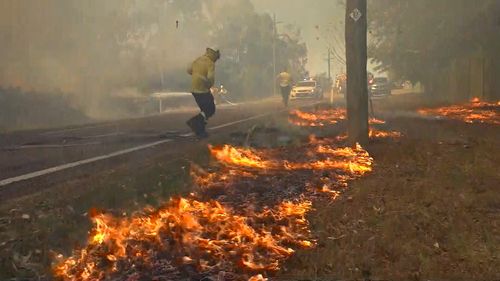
0,106,301,187
0,140,171,187
6,142,101,150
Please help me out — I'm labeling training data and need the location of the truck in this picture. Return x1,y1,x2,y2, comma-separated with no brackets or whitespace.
290,79,323,100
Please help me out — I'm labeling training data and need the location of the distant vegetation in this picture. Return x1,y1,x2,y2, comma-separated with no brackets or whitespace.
0,0,308,130
368,0,500,101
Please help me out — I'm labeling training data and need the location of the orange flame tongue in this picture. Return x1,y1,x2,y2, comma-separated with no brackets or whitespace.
369,128,402,138
209,145,271,169
288,108,346,127
289,109,397,128
369,117,386,124
419,99,500,124
55,133,378,280
54,197,313,280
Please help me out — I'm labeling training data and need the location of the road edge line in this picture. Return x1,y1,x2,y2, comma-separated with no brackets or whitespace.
0,101,320,187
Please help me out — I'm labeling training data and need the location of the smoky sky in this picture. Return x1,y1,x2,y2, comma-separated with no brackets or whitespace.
252,0,385,76
251,0,345,75
0,0,350,121
0,0,238,118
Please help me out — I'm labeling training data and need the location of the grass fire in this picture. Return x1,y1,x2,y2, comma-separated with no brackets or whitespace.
288,108,403,140
1,1,500,280
288,109,346,127
418,98,500,124
53,130,374,281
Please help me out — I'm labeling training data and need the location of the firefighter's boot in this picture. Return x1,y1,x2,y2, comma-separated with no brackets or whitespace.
198,120,209,139
186,114,205,137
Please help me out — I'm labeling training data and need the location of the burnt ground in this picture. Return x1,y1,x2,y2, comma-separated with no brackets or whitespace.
281,96,500,280
0,93,499,280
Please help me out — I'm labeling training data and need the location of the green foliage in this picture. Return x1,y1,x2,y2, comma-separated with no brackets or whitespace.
209,1,308,99
368,0,500,88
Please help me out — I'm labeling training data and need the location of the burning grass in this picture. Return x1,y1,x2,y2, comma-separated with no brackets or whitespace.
288,108,402,141
3,97,498,280
288,108,388,128
368,128,402,139
282,123,500,280
418,97,500,124
54,198,312,280
368,118,386,125
53,135,374,281
288,108,345,127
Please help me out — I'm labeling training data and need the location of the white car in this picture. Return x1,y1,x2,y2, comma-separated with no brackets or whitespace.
290,80,323,99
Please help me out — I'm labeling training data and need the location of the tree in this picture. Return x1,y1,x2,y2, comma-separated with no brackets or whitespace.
345,0,369,146
368,0,500,100
0,0,309,118
208,1,308,100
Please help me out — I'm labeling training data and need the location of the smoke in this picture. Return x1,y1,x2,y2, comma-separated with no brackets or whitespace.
251,0,344,75
0,0,317,128
0,0,214,120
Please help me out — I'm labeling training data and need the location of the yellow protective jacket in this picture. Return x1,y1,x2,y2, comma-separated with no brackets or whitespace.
277,71,292,87
187,49,218,94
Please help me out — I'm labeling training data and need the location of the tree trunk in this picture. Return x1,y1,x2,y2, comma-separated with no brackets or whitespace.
345,0,369,146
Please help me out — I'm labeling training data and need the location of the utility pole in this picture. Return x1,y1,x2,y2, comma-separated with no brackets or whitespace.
327,48,331,80
345,0,369,146
328,49,333,104
272,13,277,96
325,49,334,104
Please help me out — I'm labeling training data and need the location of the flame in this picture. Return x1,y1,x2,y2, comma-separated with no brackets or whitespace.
289,109,389,127
248,274,268,281
209,144,270,169
369,118,386,124
54,198,313,280
327,128,402,142
288,108,346,127
55,135,377,280
369,128,402,138
206,139,373,203
209,143,372,176
419,99,500,124
284,143,372,175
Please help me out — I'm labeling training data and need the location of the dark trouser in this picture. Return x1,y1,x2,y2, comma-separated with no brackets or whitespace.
280,85,291,106
187,92,215,137
192,92,216,119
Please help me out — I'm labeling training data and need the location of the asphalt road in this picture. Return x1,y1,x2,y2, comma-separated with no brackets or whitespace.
0,97,319,201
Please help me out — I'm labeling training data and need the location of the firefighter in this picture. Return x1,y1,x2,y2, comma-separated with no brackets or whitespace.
186,47,220,138
277,68,292,107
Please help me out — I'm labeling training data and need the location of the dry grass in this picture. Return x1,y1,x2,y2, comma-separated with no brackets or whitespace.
0,145,210,280
281,117,500,280
1,94,498,280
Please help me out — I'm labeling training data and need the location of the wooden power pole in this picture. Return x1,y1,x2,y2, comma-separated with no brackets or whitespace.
345,0,369,146
272,13,277,96
327,48,331,81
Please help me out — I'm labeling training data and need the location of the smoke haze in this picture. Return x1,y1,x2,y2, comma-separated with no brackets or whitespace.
0,0,217,120
251,0,344,75
0,0,339,129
